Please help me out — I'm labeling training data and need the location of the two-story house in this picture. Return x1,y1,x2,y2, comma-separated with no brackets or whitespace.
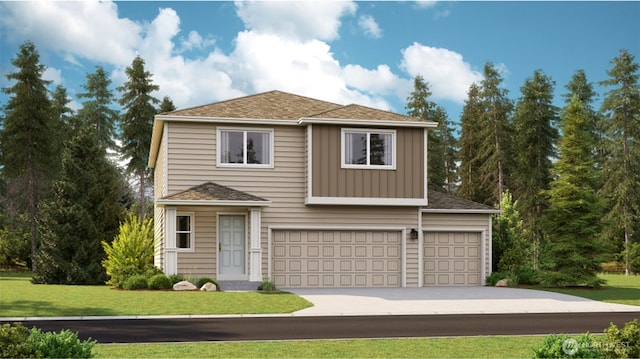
148,90,498,289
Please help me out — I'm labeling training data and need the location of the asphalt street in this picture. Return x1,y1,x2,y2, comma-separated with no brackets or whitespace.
4,312,639,343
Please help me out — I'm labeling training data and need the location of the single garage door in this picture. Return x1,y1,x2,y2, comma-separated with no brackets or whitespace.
272,230,402,288
424,232,481,286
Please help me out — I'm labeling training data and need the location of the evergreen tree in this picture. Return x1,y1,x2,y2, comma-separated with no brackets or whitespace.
563,70,604,177
32,127,125,284
77,66,119,151
406,75,457,192
512,70,559,268
492,190,528,274
541,95,605,287
478,62,514,206
458,83,490,202
0,41,55,270
118,56,159,219
598,50,640,275
158,96,176,113
49,85,74,178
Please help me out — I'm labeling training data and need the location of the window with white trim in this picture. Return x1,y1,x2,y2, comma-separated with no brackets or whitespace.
176,214,193,249
218,128,273,167
342,129,396,169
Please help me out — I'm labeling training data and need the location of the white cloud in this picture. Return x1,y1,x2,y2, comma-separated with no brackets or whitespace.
43,67,62,85
343,64,411,99
0,1,140,67
400,42,483,103
234,0,357,42
358,15,382,39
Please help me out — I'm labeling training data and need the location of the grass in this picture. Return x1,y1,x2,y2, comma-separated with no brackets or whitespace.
532,273,640,307
94,336,548,358
0,272,312,317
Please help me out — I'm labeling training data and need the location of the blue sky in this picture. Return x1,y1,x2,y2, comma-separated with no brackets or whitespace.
1,1,638,122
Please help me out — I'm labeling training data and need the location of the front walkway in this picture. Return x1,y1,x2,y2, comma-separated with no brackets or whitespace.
289,287,640,316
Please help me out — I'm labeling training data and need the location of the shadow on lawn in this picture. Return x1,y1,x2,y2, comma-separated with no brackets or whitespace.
1,300,118,317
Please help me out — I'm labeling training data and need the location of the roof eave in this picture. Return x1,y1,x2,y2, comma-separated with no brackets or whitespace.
421,208,502,214
299,117,438,128
157,199,272,207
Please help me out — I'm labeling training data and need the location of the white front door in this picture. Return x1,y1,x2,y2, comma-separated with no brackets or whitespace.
218,215,246,279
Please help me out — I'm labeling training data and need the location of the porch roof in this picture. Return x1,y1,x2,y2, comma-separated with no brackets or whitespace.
422,189,500,214
157,182,271,207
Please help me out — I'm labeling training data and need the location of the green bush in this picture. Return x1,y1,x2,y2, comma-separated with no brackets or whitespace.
603,319,640,358
516,268,541,285
168,273,184,285
0,225,30,267
195,277,218,289
102,215,155,288
540,270,605,288
485,272,507,286
532,333,603,358
122,275,148,290
28,327,95,358
0,322,36,358
148,274,172,290
258,279,277,292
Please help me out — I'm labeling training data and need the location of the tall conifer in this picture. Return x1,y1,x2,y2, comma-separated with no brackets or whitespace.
599,50,640,275
118,56,159,219
458,83,489,203
0,41,55,270
77,66,119,151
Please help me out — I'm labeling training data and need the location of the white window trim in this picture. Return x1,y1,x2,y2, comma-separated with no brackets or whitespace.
176,212,195,252
341,128,396,170
217,127,274,168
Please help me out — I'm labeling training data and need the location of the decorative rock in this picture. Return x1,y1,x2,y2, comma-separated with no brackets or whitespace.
495,279,508,287
173,280,197,291
200,282,217,292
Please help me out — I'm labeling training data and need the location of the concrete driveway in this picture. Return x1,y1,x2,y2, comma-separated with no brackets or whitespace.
289,287,640,316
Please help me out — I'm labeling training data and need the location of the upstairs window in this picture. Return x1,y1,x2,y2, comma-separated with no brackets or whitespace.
176,214,193,250
218,128,273,167
342,129,396,169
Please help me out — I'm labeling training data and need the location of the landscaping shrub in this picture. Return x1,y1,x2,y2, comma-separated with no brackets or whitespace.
0,322,36,358
148,274,172,290
532,333,603,358
168,273,184,285
28,327,96,358
0,323,95,358
485,272,507,286
258,279,277,292
540,270,605,288
122,274,148,290
516,268,541,285
101,215,156,288
603,319,640,358
195,277,218,288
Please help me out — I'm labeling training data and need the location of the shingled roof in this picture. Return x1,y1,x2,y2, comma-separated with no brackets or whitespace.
159,182,269,206
424,189,499,212
163,90,419,122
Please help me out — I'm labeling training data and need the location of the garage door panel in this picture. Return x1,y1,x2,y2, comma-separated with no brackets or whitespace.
424,232,481,286
273,230,402,288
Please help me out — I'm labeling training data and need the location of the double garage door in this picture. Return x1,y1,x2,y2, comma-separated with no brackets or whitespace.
272,230,402,288
271,230,482,288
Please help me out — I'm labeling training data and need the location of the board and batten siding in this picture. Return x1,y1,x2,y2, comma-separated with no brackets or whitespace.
164,122,422,283
422,213,492,282
311,125,424,199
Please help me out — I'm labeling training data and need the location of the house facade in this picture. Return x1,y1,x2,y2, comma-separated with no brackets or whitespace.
148,90,499,289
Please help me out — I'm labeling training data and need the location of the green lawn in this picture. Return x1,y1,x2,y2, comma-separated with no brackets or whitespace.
0,273,312,317
532,273,640,307
94,336,548,358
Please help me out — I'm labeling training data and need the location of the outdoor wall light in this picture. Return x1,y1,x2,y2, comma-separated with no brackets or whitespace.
410,228,418,240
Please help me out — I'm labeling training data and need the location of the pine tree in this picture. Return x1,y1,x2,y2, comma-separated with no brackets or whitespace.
118,56,160,219
541,95,605,287
406,75,457,192
77,66,119,151
492,190,528,273
512,70,559,268
564,70,604,172
158,96,176,113
32,127,126,284
458,83,490,203
598,50,640,275
0,41,55,270
478,62,514,206
49,85,74,178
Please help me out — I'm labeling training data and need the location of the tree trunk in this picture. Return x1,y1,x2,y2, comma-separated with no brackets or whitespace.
139,169,146,219
28,167,37,271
